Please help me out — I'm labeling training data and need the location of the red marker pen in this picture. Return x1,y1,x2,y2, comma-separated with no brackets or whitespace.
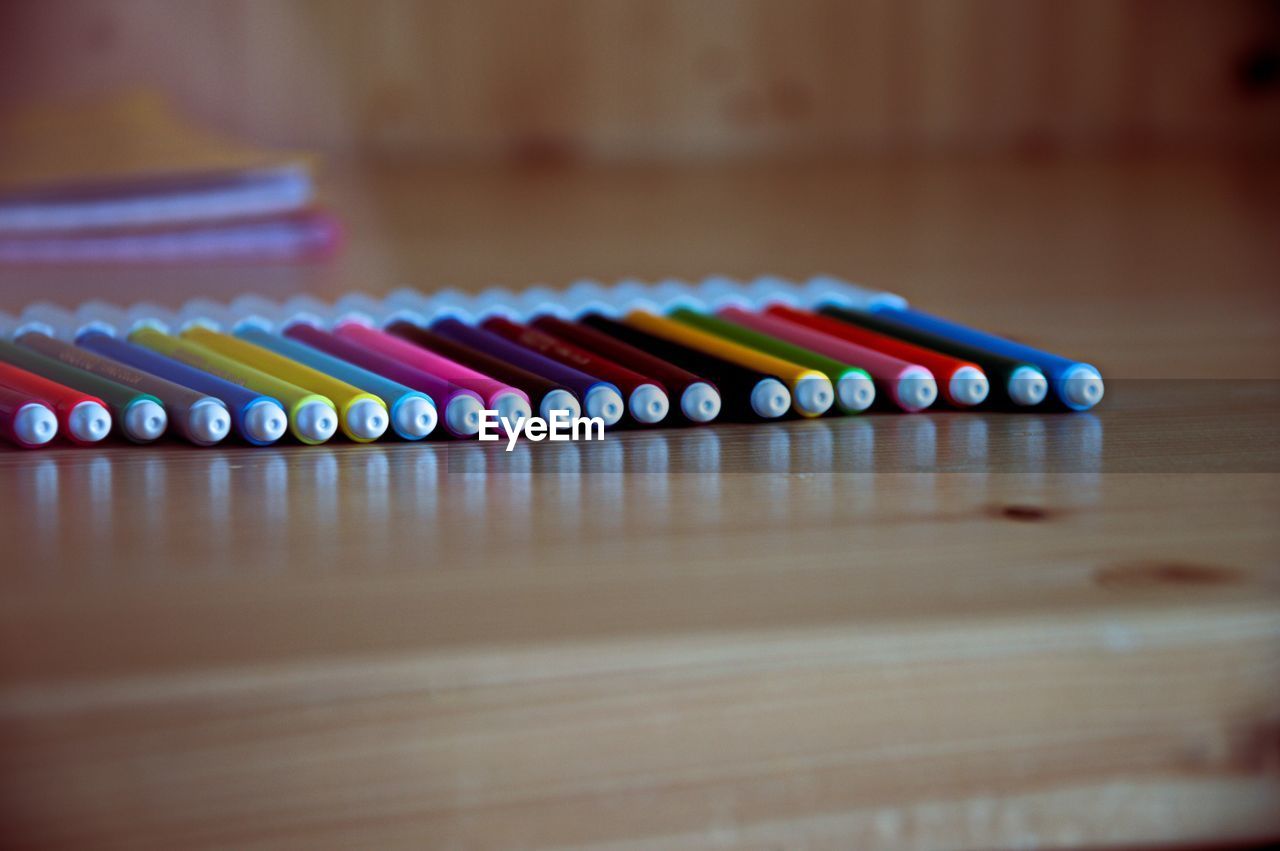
530,314,722,424
0,362,112,445
480,316,670,425
764,306,990,408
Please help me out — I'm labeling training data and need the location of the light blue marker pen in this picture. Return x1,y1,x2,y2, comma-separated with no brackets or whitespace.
234,323,438,440
870,306,1104,411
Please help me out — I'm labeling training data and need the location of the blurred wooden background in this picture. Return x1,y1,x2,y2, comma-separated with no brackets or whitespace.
2,0,1278,161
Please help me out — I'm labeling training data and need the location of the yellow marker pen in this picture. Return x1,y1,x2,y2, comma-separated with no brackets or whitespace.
625,310,834,417
182,326,389,442
130,326,338,445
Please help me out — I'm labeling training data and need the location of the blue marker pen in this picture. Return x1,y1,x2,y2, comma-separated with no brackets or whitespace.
75,327,289,445
870,306,1104,411
234,323,437,440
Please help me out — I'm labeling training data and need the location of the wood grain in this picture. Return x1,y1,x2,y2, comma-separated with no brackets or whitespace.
2,0,1276,160
0,158,1279,848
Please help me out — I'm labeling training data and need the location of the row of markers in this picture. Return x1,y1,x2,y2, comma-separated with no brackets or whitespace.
0,277,1104,449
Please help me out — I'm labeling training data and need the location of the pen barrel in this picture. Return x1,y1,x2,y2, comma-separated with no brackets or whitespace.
764,305,985,408
531,314,706,398
295,322,481,435
131,327,329,442
719,307,929,412
332,322,526,410
481,316,661,398
579,313,770,421
18,331,228,444
77,330,281,445
672,308,870,413
383,321,564,411
287,323,446,408
237,326,433,440
625,310,829,417
820,306,1039,407
0,361,111,445
0,338,159,437
181,328,376,436
432,318,612,403
876,307,1087,379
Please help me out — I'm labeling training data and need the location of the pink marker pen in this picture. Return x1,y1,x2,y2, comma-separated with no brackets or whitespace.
333,321,531,428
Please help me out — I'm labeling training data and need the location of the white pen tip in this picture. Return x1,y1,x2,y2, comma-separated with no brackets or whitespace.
125,399,167,442
295,401,339,443
750,378,791,419
187,398,231,446
13,403,58,446
392,395,437,440
244,399,287,444
539,388,581,422
345,398,390,441
1060,363,1105,410
792,376,834,416
1008,365,1048,406
445,394,484,436
680,382,721,423
68,401,112,443
948,365,990,407
896,367,938,412
836,373,876,412
494,392,532,431
584,385,624,426
628,384,669,424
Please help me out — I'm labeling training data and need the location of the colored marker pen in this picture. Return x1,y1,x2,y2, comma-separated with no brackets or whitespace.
0,385,58,448
0,362,111,444
76,329,288,445
130,326,338,445
236,325,437,441
181,326,389,443
764,306,989,408
331,321,530,429
718,306,937,413
283,322,482,439
382,321,581,423
431,317,626,427
871,305,1104,410
17,330,231,446
625,310,833,417
530,314,721,424
0,339,166,443
819,306,1049,408
579,313,790,421
479,316,670,425
671,308,875,414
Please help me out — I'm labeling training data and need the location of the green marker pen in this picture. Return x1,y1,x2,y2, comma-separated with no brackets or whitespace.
669,308,876,413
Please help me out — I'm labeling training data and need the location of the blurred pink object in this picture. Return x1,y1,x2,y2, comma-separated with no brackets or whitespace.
0,209,342,265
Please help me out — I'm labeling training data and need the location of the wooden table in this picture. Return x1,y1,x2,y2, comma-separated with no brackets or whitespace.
1,159,1278,849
